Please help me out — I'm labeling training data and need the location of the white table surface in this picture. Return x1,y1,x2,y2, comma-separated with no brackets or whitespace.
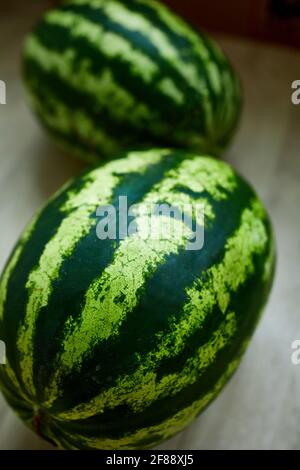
0,1,300,450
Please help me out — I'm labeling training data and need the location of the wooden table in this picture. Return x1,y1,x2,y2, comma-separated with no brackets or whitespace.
0,1,300,450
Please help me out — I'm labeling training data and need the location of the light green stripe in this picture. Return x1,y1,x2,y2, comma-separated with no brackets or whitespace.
92,0,204,93
48,215,193,379
54,197,268,420
206,61,222,95
56,354,243,450
43,204,203,402
0,215,37,322
17,150,167,397
1,362,28,402
263,227,275,283
41,0,214,134
43,157,235,407
44,157,237,406
0,214,39,399
137,0,210,59
44,9,158,82
158,78,184,105
57,311,237,420
206,198,268,313
26,85,120,158
139,156,237,226
25,35,160,137
219,69,240,134
154,156,237,202
64,0,206,95
135,0,222,128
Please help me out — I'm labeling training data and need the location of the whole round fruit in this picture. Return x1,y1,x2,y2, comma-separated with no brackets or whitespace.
22,0,242,163
0,149,275,449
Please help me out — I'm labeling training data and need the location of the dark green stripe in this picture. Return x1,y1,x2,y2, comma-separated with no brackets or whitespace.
48,173,256,413
199,35,242,145
121,0,242,144
61,1,217,131
24,58,168,156
48,420,86,449
190,32,241,145
55,249,273,446
28,16,207,133
31,18,195,116
116,0,218,106
32,106,104,164
0,368,33,421
32,151,183,401
0,176,88,393
58,0,208,100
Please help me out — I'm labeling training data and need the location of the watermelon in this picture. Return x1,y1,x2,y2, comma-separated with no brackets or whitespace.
22,0,242,163
0,149,275,449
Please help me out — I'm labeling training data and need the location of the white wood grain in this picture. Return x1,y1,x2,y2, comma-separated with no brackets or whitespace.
0,2,299,450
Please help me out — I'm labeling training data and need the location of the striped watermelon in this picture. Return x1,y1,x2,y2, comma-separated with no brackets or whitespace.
22,0,242,163
0,149,275,449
